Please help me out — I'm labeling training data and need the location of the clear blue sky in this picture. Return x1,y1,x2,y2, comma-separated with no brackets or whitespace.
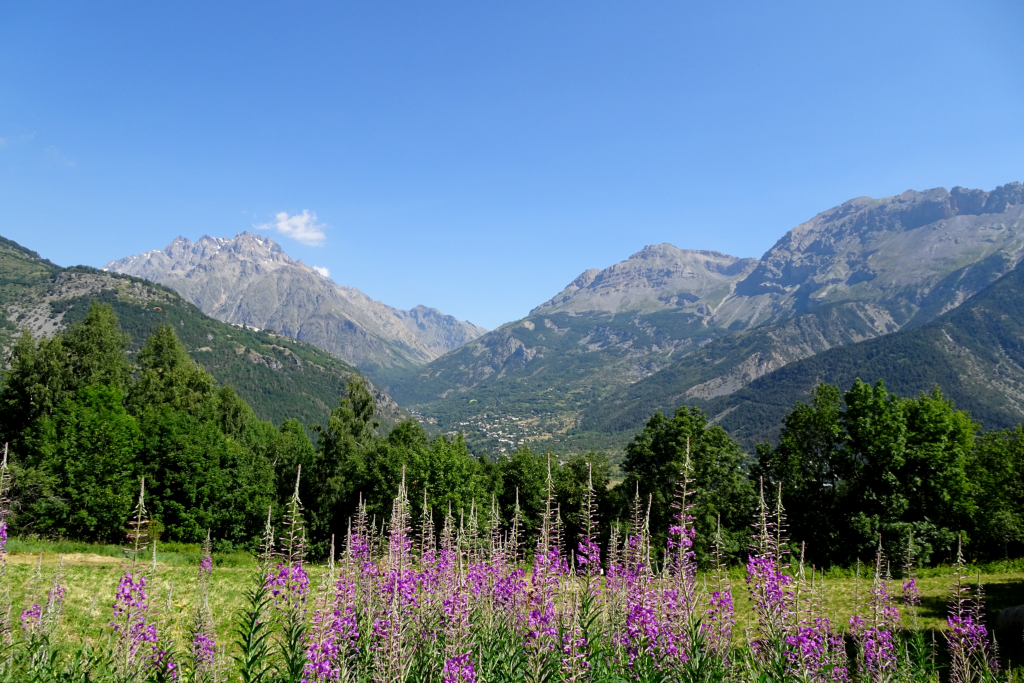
2,2,1022,330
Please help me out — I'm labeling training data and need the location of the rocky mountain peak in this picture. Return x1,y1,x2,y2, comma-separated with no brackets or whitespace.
717,182,1024,329
104,235,487,375
386,304,488,355
949,182,1024,215
532,243,758,315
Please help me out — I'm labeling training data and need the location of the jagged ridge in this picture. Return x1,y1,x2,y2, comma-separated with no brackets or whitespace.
104,232,487,381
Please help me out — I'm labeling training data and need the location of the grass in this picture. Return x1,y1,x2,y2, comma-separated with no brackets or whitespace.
7,536,253,567
6,538,1024,669
4,537,257,647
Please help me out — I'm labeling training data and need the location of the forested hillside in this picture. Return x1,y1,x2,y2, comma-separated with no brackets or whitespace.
2,300,1022,570
0,300,610,559
0,235,404,430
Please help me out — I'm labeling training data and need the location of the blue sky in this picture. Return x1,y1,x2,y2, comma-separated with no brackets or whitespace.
2,2,1022,330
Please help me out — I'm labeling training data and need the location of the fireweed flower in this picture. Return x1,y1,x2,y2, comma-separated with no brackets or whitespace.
188,533,217,679
268,562,311,608
44,581,67,634
746,555,794,643
110,478,172,679
946,537,997,683
860,628,897,682
274,468,314,683
443,652,477,683
192,633,215,672
662,453,702,671
622,555,661,668
614,515,662,671
902,577,921,607
492,567,527,615
526,547,563,645
788,563,848,683
441,583,476,683
561,631,592,676
20,603,42,633
23,558,65,639
746,480,797,658
786,626,825,675
111,572,160,670
783,616,848,683
848,545,900,683
703,587,735,655
304,573,361,683
611,490,662,672
577,535,601,573
372,468,421,683
526,459,568,651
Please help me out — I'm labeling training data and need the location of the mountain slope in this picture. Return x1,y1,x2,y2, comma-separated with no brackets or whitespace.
575,300,902,434
390,182,1024,454
714,183,1024,329
584,258,1024,450
386,304,488,357
706,258,1024,447
103,233,486,381
532,245,759,315
1,236,406,430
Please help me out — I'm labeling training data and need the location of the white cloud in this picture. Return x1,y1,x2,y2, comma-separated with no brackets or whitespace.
312,266,330,277
0,132,34,148
45,145,75,167
258,210,326,246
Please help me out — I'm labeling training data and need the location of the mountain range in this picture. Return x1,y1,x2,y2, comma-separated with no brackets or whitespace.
383,182,1024,453
103,233,487,382
25,180,1024,456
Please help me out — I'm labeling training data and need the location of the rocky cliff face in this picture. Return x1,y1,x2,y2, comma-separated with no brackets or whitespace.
715,184,1024,329
386,304,488,356
536,185,1024,331
532,245,759,316
104,233,487,376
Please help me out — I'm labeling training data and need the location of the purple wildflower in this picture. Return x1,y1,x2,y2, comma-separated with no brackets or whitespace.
746,554,794,643
189,532,216,678
946,536,997,683
111,572,159,671
442,652,477,683
268,562,311,607
192,633,215,670
786,617,848,683
304,575,360,683
902,577,920,608
703,588,735,654
849,544,899,683
20,603,41,633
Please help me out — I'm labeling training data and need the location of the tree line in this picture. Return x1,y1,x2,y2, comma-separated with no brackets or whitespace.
0,303,1021,566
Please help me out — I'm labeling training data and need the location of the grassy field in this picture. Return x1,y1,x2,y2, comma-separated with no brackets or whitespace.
4,539,255,647
5,539,1024,669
